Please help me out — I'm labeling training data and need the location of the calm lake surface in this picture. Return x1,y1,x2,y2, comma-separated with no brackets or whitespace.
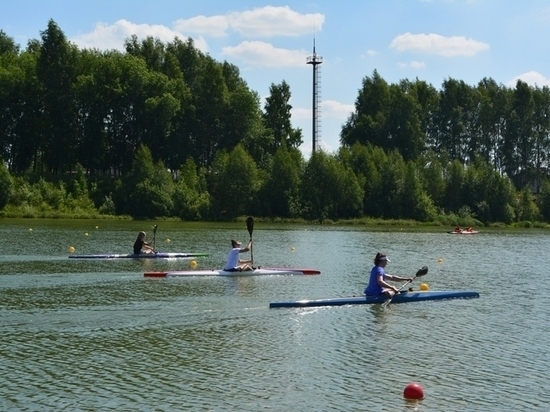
1,219,549,411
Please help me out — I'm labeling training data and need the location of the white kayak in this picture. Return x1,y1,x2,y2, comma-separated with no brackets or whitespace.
144,267,321,277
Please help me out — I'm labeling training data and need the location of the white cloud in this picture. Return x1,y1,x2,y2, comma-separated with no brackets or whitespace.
222,41,308,68
173,6,324,38
397,60,426,69
292,107,311,120
71,19,208,52
228,6,324,37
507,71,550,87
390,32,489,56
173,15,229,38
410,60,426,69
292,100,353,122
365,49,378,57
321,100,354,119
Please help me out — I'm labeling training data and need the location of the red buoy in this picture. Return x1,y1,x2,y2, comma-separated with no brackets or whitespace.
403,383,424,400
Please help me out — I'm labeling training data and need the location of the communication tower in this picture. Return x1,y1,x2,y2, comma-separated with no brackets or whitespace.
306,40,322,153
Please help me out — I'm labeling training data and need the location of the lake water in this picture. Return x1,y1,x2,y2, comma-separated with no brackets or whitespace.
1,219,549,411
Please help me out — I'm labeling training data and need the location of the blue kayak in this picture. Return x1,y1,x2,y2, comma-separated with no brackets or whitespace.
269,290,480,308
69,252,208,259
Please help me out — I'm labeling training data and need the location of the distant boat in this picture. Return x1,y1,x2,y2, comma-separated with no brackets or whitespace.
447,229,479,235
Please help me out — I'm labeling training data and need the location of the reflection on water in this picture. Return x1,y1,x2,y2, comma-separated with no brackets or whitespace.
1,220,550,410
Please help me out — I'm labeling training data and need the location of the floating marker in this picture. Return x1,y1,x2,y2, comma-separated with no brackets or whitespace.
85,233,89,236
420,283,429,291
68,246,75,253
291,247,295,251
190,260,197,268
403,383,424,400
95,226,99,229
437,258,444,263
166,238,171,242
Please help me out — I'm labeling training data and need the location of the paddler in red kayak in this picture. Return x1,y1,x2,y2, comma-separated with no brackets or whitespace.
224,239,253,271
364,252,412,298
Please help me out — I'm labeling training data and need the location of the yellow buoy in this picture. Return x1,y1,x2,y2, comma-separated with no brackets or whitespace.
420,283,429,291
84,233,89,236
290,246,295,251
95,226,99,229
166,238,171,243
29,228,33,232
190,260,197,268
68,246,75,253
437,258,444,263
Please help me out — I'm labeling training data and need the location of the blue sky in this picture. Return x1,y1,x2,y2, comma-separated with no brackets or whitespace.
3,0,550,158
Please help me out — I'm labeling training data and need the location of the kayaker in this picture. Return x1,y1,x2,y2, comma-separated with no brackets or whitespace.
364,252,412,298
133,231,154,254
453,226,462,233
224,239,253,271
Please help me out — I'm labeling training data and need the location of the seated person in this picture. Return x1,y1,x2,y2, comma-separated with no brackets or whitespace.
224,239,253,271
133,231,154,254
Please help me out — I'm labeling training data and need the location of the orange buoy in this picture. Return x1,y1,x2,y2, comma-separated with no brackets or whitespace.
403,383,424,400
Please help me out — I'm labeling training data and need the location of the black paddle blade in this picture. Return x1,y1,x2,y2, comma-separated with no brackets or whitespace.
416,266,428,277
246,216,254,237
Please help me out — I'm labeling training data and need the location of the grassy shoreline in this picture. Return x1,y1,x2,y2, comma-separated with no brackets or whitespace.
2,210,550,230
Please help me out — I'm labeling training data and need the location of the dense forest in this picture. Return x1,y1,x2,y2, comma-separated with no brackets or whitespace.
1,20,550,225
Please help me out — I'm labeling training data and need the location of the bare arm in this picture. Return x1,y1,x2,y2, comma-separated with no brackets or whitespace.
385,274,412,282
239,240,252,253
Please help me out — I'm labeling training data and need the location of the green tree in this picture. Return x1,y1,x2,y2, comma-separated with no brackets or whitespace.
340,70,390,149
434,78,477,162
418,150,446,208
503,80,534,184
516,186,539,222
443,159,466,213
118,145,175,218
0,160,14,209
537,178,550,221
208,144,259,217
262,80,303,154
387,81,425,160
302,150,363,221
37,19,78,174
173,158,211,220
263,144,303,217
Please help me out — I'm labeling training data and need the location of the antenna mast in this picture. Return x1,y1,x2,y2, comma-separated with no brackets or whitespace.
306,39,322,153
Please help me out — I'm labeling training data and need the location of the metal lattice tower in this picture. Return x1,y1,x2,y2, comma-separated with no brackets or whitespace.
306,40,322,153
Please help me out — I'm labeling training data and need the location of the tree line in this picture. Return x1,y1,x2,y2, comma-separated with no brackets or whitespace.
1,20,550,225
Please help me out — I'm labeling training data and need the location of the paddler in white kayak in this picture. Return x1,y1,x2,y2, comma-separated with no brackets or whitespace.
224,239,253,271
364,252,412,298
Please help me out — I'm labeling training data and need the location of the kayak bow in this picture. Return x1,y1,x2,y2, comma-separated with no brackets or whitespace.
269,290,480,308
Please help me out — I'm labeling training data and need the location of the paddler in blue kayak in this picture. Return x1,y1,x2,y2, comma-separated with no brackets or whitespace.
133,231,154,255
224,239,253,271
364,252,412,298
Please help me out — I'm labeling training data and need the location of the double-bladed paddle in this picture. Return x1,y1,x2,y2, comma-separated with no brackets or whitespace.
152,224,158,253
246,216,254,264
381,265,428,308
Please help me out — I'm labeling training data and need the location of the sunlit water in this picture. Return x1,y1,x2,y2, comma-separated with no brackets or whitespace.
1,219,549,411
